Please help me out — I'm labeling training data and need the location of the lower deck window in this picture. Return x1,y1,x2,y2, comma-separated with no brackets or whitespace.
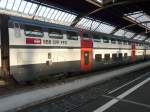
104,54,110,61
119,53,123,58
95,54,102,61
124,53,128,58
112,53,117,60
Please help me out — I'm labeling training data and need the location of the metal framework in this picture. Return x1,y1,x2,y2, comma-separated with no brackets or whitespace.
0,0,150,43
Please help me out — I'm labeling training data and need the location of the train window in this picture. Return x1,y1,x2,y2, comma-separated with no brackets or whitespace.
93,34,101,42
118,40,122,45
119,53,123,58
83,33,90,39
124,53,128,58
48,28,63,39
123,41,128,45
112,53,117,60
66,31,78,40
24,25,44,37
95,54,102,61
103,37,109,43
111,39,116,44
84,51,90,65
104,54,110,61
48,53,51,59
128,42,131,45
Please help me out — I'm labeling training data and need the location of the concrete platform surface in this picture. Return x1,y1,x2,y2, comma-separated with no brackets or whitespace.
0,61,150,112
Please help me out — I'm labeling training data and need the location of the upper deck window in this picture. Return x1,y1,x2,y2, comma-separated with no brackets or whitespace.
83,33,91,39
24,25,44,37
103,37,109,43
93,34,101,42
66,31,78,40
118,40,122,45
111,39,116,44
48,28,63,39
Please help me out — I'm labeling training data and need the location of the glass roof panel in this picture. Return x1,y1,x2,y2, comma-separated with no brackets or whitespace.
114,29,126,37
125,11,150,29
24,2,32,14
42,8,50,17
18,1,27,12
91,21,100,31
125,32,135,38
76,18,115,33
47,8,54,18
114,29,135,38
28,3,37,15
6,0,15,10
0,0,8,9
133,35,146,40
12,0,22,11
35,6,42,16
96,23,115,34
38,6,46,17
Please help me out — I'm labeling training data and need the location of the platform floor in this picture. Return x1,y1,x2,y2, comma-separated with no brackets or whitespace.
1,61,150,112
72,72,150,112
20,69,150,112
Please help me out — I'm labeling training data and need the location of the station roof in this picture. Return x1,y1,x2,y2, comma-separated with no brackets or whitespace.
0,0,150,43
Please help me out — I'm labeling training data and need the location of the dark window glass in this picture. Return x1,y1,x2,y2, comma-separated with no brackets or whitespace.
119,53,123,58
128,42,131,45
48,28,63,39
123,41,128,45
111,39,116,44
84,51,89,65
24,25,43,37
93,34,101,42
124,53,128,58
66,31,78,40
104,54,110,61
83,33,90,38
95,54,102,61
118,40,122,45
112,53,117,60
103,37,109,43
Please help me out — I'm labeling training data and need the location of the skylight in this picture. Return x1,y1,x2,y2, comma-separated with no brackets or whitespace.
125,11,150,29
114,29,135,38
134,35,146,40
0,0,77,26
76,17,115,34
96,0,103,4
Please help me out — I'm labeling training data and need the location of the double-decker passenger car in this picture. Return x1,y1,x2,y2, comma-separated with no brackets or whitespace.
0,15,150,82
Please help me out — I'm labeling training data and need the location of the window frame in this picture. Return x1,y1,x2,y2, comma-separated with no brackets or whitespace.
103,37,109,43
95,54,102,62
24,24,44,37
48,28,63,39
66,31,78,40
104,54,110,61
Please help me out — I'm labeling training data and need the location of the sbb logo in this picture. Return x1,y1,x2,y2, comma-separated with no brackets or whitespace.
26,38,41,44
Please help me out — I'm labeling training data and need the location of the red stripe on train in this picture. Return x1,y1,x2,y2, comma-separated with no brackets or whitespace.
26,38,41,44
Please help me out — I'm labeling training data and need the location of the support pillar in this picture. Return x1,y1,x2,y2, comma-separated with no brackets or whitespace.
0,14,10,82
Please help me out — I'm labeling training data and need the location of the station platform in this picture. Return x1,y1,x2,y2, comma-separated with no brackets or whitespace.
72,72,150,112
0,61,150,112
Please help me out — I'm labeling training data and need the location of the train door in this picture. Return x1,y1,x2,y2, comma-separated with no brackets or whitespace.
81,48,92,72
80,30,93,72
